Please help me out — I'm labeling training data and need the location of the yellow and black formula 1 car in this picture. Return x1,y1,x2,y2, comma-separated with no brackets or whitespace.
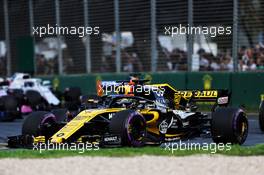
8,82,248,148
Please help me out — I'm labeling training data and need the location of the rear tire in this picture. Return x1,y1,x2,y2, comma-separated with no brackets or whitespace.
25,90,42,105
211,107,248,145
25,90,48,110
7,89,24,104
3,95,18,111
109,110,146,147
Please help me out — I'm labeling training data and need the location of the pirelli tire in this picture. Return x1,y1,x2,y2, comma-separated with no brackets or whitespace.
25,90,48,110
211,107,248,145
109,109,146,147
259,101,264,132
22,111,57,138
7,89,24,105
25,90,42,105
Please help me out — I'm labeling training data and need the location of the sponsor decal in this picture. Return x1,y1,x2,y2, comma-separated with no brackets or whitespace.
108,113,114,119
56,133,64,137
174,93,182,105
75,115,90,120
173,110,194,120
203,74,213,90
165,137,180,142
104,136,119,142
176,90,218,98
217,96,229,104
159,120,169,134
195,90,217,98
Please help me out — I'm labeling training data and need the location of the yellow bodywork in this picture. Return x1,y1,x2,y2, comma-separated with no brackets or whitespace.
47,107,182,144
50,108,124,143
33,136,45,143
141,109,160,135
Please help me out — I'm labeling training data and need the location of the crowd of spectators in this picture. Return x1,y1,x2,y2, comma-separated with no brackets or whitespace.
35,53,74,75
35,54,58,75
238,45,264,71
34,46,264,74
163,45,264,72
162,48,188,71
100,50,143,73
1,46,264,76
197,49,234,72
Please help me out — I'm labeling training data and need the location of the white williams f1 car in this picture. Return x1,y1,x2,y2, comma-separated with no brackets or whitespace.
0,73,60,121
8,73,60,106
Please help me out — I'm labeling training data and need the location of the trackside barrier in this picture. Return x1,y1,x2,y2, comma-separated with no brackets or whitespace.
39,72,264,110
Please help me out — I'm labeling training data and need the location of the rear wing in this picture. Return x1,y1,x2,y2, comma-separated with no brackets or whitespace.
150,84,231,107
176,90,230,104
98,82,230,107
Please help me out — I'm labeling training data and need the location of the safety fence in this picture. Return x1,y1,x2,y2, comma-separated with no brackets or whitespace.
0,0,264,76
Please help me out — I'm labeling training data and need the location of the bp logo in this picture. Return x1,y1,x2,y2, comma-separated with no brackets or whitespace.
203,74,213,90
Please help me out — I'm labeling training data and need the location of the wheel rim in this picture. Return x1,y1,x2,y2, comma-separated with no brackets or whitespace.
234,113,248,144
39,113,57,138
126,113,146,146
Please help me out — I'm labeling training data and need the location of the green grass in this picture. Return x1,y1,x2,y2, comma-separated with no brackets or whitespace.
0,144,264,159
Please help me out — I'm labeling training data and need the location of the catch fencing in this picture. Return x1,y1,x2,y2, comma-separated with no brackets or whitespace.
0,0,263,76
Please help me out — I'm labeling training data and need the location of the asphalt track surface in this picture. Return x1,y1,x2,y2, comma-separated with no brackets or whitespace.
0,115,263,149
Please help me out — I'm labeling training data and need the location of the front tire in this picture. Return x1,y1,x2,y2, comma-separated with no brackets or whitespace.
25,90,48,110
109,110,146,147
211,107,248,145
22,111,57,138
